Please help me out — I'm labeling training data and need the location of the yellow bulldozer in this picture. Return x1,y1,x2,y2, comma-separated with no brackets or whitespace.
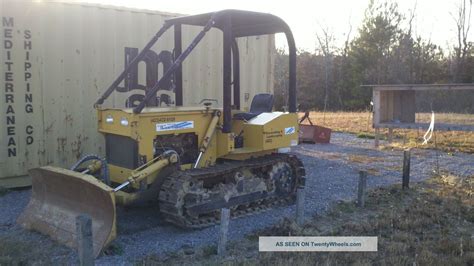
18,10,305,257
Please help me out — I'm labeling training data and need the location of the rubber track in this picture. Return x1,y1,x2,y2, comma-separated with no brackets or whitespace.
158,153,305,228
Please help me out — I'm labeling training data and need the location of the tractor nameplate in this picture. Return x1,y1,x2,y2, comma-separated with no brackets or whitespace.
156,121,194,131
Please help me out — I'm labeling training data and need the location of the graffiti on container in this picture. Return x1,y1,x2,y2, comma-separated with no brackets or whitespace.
116,47,174,107
2,16,34,158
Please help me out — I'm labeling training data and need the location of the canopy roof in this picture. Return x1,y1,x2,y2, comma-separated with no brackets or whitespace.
166,9,291,37
97,9,297,121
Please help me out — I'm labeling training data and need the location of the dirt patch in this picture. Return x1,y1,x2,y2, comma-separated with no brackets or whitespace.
347,154,384,164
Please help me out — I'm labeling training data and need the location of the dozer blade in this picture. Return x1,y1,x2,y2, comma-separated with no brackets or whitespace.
17,166,116,258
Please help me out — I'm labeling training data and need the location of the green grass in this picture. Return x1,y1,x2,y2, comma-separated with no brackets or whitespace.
356,132,376,139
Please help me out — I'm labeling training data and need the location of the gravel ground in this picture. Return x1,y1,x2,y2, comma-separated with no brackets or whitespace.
1,132,473,265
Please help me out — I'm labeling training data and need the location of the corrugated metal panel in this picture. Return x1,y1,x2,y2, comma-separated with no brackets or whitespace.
0,1,275,187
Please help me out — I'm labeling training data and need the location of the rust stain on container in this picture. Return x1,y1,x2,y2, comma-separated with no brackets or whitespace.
71,135,83,160
56,138,67,153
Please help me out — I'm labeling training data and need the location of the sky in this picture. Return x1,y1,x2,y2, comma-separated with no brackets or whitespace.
58,0,473,52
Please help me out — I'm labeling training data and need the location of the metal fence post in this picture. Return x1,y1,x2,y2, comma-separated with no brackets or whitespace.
357,171,367,208
76,214,94,266
296,187,305,225
218,208,230,257
402,149,411,189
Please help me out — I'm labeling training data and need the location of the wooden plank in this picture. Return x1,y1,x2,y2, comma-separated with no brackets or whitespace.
366,84,474,91
388,91,395,122
392,91,402,122
381,91,394,123
373,90,381,127
376,122,474,131
400,91,416,122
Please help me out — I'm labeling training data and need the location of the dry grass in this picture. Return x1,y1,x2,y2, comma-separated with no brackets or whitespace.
142,175,474,265
347,154,384,164
300,111,474,153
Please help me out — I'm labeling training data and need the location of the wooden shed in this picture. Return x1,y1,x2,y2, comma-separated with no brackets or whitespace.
366,84,474,146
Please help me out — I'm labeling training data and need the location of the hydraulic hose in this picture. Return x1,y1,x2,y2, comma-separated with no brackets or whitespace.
70,154,110,185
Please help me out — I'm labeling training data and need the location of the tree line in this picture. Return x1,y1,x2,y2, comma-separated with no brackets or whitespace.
274,0,474,113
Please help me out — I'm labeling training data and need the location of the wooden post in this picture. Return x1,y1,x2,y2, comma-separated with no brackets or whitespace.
374,128,380,147
76,214,94,266
218,208,230,257
296,188,305,225
388,128,393,143
402,149,411,189
373,89,381,148
357,171,367,208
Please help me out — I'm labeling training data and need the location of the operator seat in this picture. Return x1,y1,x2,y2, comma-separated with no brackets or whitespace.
233,93,274,121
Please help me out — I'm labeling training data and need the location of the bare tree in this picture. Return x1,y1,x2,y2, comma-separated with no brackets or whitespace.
405,1,417,82
337,19,353,109
315,25,335,118
407,1,417,37
343,20,353,58
451,0,472,82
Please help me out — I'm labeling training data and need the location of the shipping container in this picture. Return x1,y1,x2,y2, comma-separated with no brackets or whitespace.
0,1,275,187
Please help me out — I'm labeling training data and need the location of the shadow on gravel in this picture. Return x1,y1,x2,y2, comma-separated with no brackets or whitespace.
116,205,167,234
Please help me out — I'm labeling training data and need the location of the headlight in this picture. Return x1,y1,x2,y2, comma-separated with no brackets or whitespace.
106,114,114,124
120,117,129,126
